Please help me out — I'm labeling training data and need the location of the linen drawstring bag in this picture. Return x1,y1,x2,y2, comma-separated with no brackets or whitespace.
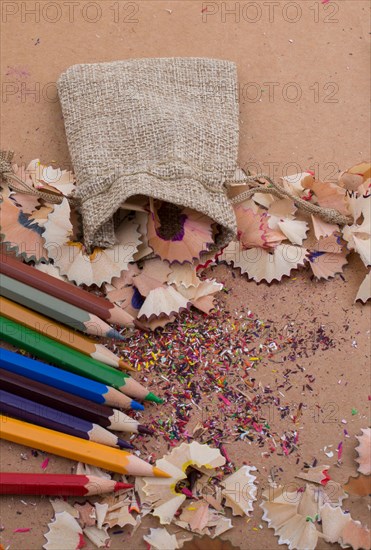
57,57,239,252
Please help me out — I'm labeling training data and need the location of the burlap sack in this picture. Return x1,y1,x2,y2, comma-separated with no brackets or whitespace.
57,58,239,252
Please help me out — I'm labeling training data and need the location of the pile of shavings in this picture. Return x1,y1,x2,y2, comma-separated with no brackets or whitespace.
223,164,370,302
1,159,370,332
261,428,371,550
42,445,258,550
107,297,341,464
41,432,370,550
43,463,137,550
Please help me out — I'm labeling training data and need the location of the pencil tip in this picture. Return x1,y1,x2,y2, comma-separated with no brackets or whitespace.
109,305,135,328
114,482,134,491
117,438,135,450
138,425,155,435
153,466,172,478
106,328,126,341
144,392,164,404
118,360,136,373
131,400,145,411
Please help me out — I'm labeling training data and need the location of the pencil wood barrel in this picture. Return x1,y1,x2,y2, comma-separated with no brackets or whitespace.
0,416,170,478
0,473,133,496
0,369,152,433
0,296,130,369
0,273,125,340
0,347,144,411
0,390,133,449
0,254,134,327
0,315,162,403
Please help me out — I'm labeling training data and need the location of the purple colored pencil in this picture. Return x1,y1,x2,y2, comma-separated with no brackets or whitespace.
0,390,133,450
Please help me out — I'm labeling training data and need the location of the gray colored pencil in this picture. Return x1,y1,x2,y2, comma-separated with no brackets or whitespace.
0,274,125,340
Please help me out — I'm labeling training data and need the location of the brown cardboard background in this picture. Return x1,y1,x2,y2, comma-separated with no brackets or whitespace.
0,1,370,548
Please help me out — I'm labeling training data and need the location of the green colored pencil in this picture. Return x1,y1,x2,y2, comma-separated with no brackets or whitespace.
0,316,163,404
0,273,125,340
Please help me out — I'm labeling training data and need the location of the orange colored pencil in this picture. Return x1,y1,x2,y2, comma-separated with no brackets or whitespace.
0,297,134,371
0,416,170,478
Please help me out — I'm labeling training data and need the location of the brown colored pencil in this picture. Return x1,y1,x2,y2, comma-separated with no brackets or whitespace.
0,368,154,434
0,254,135,328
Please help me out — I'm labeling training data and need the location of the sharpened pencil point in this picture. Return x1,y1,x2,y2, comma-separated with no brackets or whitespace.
117,438,135,450
131,400,145,411
114,482,134,491
109,305,135,328
138,425,155,436
153,467,172,478
106,328,126,341
118,360,136,373
145,392,164,404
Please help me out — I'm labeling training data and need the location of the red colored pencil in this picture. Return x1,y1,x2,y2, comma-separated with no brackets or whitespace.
0,472,133,496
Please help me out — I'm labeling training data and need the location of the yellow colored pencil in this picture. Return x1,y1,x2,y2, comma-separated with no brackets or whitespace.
0,416,170,478
0,297,135,372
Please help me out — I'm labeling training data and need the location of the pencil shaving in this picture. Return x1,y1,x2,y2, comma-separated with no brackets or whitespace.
74,502,96,528
260,484,322,550
94,503,108,530
338,162,371,193
221,465,257,516
311,214,339,239
355,428,371,475
282,172,314,197
341,518,371,549
355,272,371,303
83,525,110,548
143,527,180,549
295,464,330,485
302,177,350,216
308,235,348,279
167,263,200,288
0,194,48,263
133,258,172,296
147,201,214,264
343,473,371,497
138,286,191,321
50,499,79,518
221,242,307,283
26,159,75,196
142,442,225,524
343,197,371,267
43,511,84,550
43,198,141,286
235,206,269,249
111,263,141,289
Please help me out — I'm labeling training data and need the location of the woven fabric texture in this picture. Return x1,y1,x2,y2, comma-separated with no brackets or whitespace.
57,57,239,251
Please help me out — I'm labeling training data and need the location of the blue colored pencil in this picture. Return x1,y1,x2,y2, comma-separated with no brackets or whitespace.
0,390,133,450
0,349,144,411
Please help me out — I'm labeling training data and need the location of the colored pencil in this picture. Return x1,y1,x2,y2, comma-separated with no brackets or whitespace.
0,273,125,340
0,369,153,434
0,254,134,327
0,316,163,404
0,472,134,497
0,390,134,449
0,416,170,477
0,296,134,371
0,473,134,496
0,348,144,411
